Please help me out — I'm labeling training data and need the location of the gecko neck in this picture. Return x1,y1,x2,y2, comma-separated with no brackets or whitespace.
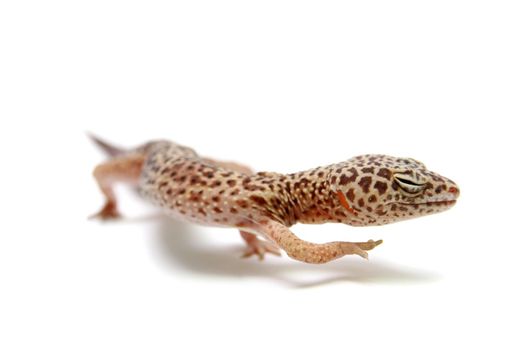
263,169,338,226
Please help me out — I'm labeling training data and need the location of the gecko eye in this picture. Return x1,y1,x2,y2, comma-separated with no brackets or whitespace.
394,174,426,194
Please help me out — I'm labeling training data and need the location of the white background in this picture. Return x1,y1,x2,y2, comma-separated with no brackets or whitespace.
1,1,524,349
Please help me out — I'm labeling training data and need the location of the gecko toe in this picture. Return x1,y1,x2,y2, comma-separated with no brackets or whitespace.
241,239,281,260
89,202,122,221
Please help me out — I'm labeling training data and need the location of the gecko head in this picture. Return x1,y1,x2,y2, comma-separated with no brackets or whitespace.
329,155,460,226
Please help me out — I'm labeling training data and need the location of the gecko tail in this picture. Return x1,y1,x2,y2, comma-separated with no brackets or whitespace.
87,133,126,157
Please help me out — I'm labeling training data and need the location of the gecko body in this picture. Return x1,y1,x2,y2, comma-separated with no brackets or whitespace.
91,136,459,264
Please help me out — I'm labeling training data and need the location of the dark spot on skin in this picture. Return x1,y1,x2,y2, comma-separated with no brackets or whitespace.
189,192,201,202
368,195,377,203
362,167,374,174
339,174,352,186
348,168,359,182
429,173,445,182
211,180,221,187
212,196,220,202
213,207,223,213
392,181,400,191
346,188,355,202
236,199,249,208
245,184,263,191
376,207,387,216
190,176,200,185
198,208,206,216
358,176,372,193
374,181,388,195
177,188,186,195
166,189,173,195
435,185,445,194
377,168,392,180
250,195,267,206
334,210,346,217
358,198,365,207
391,204,397,211
318,171,324,177
230,207,238,214
399,206,408,212
227,179,236,187
159,181,168,188
203,171,214,178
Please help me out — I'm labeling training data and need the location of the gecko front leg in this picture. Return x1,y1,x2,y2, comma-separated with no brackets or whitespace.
252,219,382,264
239,230,281,260
202,157,281,260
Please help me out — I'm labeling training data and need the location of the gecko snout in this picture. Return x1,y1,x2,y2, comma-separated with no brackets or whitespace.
448,186,459,196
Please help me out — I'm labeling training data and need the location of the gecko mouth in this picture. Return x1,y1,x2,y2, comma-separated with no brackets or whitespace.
421,200,456,206
395,200,456,207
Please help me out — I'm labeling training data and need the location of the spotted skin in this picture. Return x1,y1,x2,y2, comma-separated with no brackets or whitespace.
90,137,460,264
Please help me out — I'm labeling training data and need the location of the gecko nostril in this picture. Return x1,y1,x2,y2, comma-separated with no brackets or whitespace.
448,187,459,195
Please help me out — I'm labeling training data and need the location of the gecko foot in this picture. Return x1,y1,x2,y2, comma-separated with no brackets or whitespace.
89,202,122,220
341,239,383,260
241,236,282,260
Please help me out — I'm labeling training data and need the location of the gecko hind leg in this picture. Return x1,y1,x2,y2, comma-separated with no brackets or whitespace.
90,153,145,220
